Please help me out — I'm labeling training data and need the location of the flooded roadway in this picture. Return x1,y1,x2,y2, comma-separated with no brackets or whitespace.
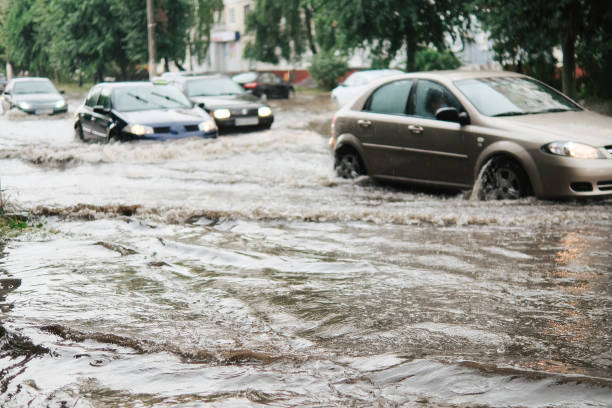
0,93,611,407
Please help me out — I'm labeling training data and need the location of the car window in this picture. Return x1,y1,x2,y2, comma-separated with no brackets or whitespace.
412,80,463,120
365,79,413,115
112,84,192,112
185,77,246,97
13,80,58,95
98,87,112,109
454,77,581,116
85,88,101,107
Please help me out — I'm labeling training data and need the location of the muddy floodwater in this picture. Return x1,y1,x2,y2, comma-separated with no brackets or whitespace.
0,93,611,407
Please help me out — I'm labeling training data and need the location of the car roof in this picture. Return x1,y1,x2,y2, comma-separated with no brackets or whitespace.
397,70,526,81
173,74,230,82
12,77,53,82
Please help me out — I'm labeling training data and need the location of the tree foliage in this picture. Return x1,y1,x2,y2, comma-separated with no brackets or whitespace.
308,51,348,90
0,0,221,80
475,0,612,98
244,0,317,64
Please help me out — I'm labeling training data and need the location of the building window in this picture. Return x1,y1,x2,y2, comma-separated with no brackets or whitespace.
229,7,235,24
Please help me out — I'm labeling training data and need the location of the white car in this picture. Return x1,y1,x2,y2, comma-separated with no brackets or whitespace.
331,69,403,106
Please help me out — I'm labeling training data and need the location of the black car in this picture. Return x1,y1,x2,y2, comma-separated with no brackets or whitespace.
1,77,67,115
165,74,274,131
232,72,294,100
74,81,218,142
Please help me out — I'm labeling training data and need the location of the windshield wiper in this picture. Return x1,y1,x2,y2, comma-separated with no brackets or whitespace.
492,111,527,117
532,108,571,114
151,91,187,106
127,92,151,104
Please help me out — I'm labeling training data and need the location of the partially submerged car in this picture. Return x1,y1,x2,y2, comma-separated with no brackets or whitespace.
330,70,612,199
74,81,217,142
164,74,274,131
232,71,294,100
1,77,67,115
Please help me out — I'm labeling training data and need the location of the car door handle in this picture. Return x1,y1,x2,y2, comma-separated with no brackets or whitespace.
408,125,424,134
357,119,372,128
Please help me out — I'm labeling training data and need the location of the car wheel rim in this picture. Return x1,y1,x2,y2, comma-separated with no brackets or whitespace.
482,166,522,200
337,154,360,179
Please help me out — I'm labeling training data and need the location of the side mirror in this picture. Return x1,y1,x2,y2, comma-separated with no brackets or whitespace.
198,102,206,109
435,107,470,125
93,105,109,115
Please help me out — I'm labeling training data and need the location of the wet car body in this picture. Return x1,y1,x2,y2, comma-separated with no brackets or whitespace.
232,71,294,99
330,70,612,199
1,77,68,115
165,74,274,132
74,82,218,142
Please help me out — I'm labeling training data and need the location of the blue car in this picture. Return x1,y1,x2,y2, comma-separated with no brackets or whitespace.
74,81,217,142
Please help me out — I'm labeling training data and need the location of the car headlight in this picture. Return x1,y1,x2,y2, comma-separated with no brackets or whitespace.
213,108,231,120
542,141,604,159
198,120,217,133
18,101,32,110
258,106,272,117
124,124,154,136
55,99,67,109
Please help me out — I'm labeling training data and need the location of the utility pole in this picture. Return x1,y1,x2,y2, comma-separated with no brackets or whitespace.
147,0,157,80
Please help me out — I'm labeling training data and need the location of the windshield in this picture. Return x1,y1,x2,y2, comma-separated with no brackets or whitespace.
111,84,192,112
454,77,581,117
232,72,257,83
14,80,58,95
186,77,246,97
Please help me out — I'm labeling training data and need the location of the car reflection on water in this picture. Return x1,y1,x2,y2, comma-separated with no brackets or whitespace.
74,81,218,142
330,70,612,199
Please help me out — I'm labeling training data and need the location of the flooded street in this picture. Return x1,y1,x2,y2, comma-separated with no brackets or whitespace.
1,93,611,407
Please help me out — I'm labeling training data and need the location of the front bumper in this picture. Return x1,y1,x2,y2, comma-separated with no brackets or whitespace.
215,115,274,129
535,153,612,198
17,105,68,115
120,129,218,141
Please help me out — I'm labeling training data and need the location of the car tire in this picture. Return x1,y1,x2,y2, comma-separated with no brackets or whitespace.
477,157,531,200
335,149,365,179
260,92,268,101
75,122,85,142
286,88,295,99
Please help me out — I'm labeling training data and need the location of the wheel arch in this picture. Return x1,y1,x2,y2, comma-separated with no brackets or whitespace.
474,141,542,196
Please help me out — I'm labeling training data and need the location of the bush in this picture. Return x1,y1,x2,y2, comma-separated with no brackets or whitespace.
308,51,348,90
414,48,462,71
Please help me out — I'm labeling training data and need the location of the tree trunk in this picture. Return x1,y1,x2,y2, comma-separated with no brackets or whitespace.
406,39,417,72
561,8,577,99
304,6,318,55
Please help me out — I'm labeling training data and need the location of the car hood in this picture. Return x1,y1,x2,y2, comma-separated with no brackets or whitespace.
493,110,612,147
14,93,63,103
118,108,208,125
189,94,262,109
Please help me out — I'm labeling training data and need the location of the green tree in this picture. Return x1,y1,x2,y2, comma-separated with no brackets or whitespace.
1,0,50,75
244,0,318,64
310,0,471,72
190,0,225,65
476,0,612,98
414,48,462,71
308,51,348,90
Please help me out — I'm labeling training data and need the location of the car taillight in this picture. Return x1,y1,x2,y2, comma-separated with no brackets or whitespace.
331,114,337,137
244,82,258,89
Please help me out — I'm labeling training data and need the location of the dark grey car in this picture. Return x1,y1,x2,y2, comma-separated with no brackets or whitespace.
0,77,67,115
330,70,612,199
